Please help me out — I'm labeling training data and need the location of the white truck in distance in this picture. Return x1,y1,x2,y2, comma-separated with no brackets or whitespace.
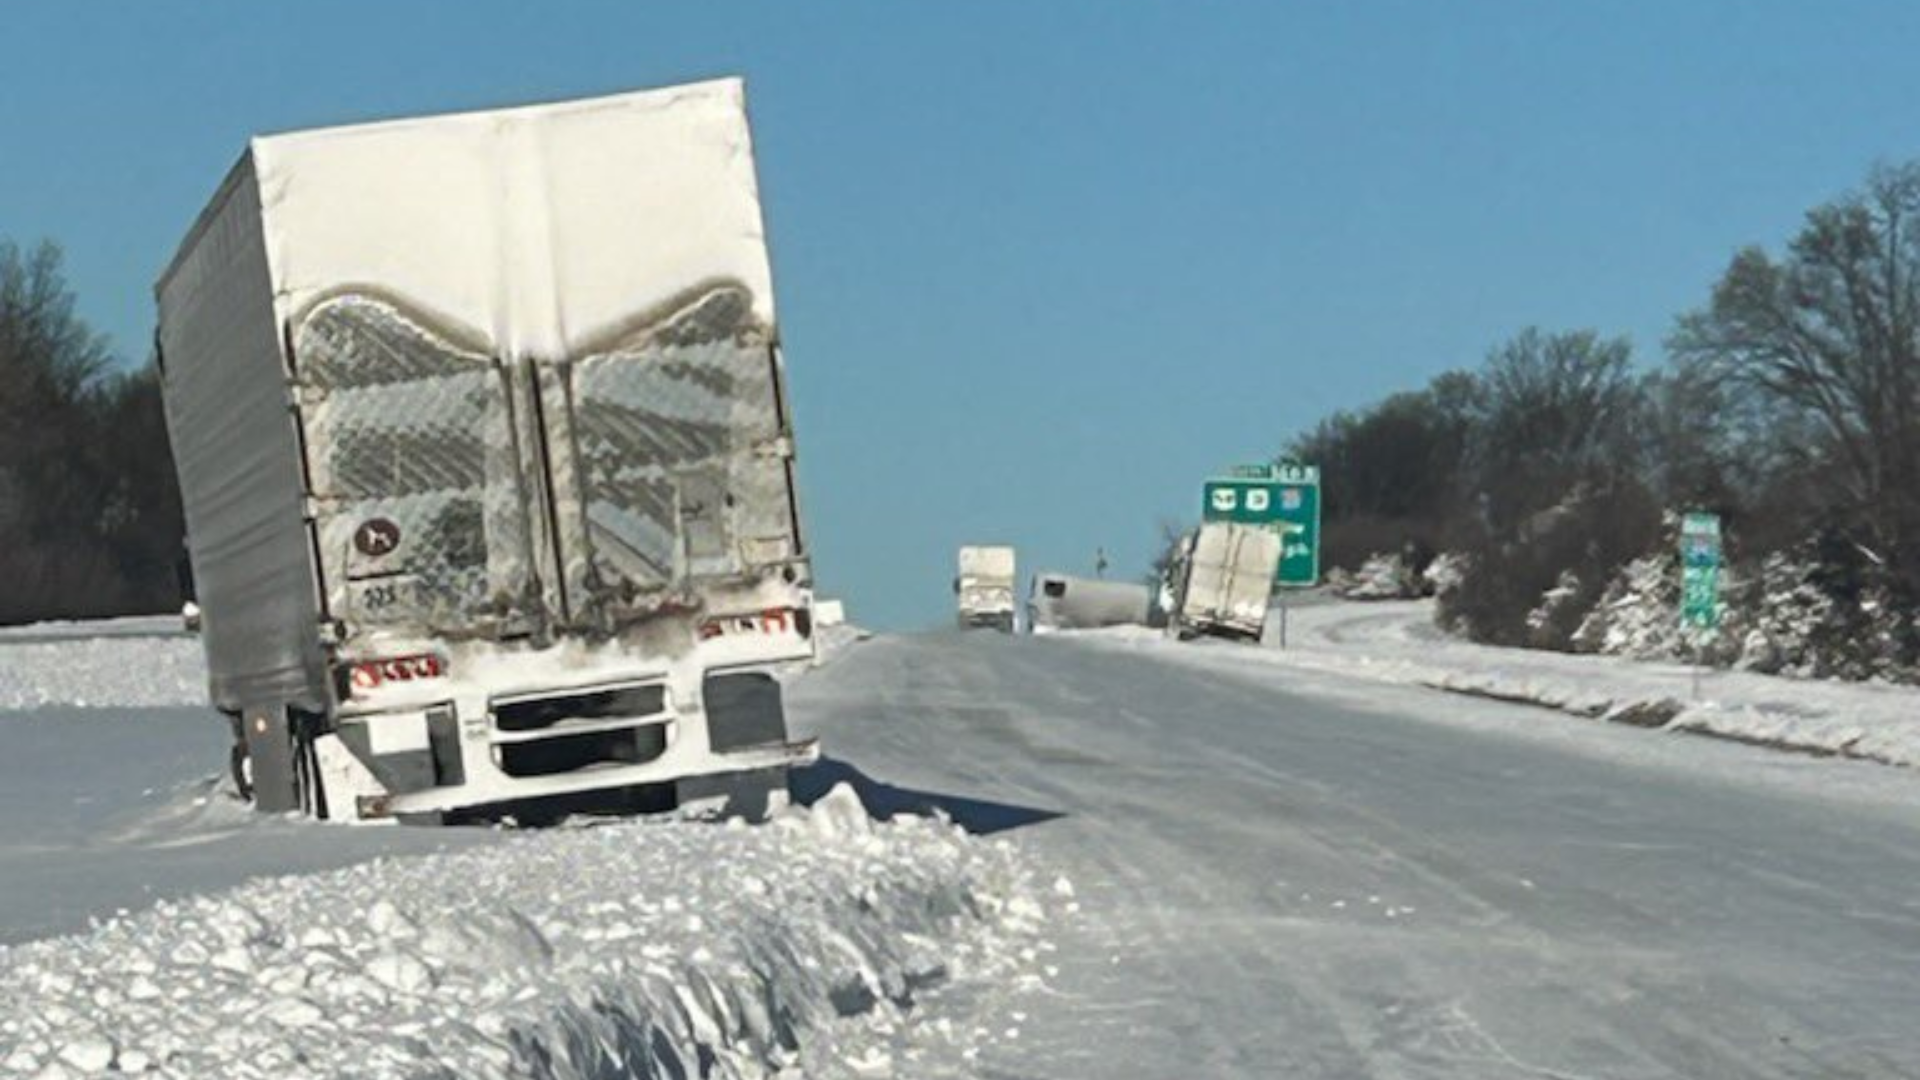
955,546,1018,632
156,80,819,822
1168,522,1282,641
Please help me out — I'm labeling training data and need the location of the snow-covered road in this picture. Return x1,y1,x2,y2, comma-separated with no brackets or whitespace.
790,626,1920,1078
6,611,1920,1077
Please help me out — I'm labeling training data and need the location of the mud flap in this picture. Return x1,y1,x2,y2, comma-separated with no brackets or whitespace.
314,733,396,825
677,766,790,822
703,671,788,750
242,705,300,813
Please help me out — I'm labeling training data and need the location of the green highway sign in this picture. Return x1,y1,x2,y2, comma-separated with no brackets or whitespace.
1679,511,1722,632
1202,463,1321,587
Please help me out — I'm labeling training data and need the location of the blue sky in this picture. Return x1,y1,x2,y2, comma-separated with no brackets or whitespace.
6,1,1920,628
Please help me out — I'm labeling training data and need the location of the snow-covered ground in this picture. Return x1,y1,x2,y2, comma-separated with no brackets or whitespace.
810,622,874,667
790,629,1920,1078
0,619,1057,1078
10,605,1920,1077
0,786,1055,1079
0,620,202,711
0,615,186,642
1103,597,1920,769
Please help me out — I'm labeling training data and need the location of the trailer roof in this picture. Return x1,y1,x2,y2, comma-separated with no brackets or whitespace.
159,77,775,359
251,77,745,149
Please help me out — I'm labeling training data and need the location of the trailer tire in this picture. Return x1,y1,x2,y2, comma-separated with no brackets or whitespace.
239,706,307,814
222,711,253,801
230,742,253,802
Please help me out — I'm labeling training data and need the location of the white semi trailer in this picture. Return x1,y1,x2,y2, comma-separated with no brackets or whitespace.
1168,522,1282,641
1027,573,1153,632
156,80,819,822
955,545,1019,632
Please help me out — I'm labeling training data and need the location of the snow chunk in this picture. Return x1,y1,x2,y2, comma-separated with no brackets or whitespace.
56,1036,113,1072
804,781,876,839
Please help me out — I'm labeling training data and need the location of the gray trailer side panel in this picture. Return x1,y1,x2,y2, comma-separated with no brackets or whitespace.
157,154,328,713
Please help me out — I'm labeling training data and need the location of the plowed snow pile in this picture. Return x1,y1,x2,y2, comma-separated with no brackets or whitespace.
0,785,1056,1079
1079,599,1920,768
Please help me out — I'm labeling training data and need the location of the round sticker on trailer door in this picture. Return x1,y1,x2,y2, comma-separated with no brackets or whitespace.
354,518,402,558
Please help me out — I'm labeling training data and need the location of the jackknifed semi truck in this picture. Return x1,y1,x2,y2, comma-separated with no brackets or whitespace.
156,80,819,822
1166,522,1282,641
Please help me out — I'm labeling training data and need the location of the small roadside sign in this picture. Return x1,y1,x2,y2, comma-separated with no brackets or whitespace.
1679,511,1722,633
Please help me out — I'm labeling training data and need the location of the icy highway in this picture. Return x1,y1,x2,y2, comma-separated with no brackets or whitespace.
789,628,1920,1079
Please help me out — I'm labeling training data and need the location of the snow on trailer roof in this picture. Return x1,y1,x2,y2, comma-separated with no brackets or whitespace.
958,546,1017,575
158,78,761,293
252,78,749,142
160,77,777,359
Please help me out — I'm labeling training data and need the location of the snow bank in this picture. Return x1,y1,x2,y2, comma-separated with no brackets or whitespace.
1555,535,1917,682
815,622,873,662
1334,552,1427,600
1083,599,1920,769
0,783,1058,1078
0,634,205,712
1050,624,1162,644
0,615,184,642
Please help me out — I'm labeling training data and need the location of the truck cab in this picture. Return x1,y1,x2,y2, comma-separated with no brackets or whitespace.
955,545,1018,632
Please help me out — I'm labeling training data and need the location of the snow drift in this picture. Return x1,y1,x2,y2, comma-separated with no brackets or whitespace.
0,784,1056,1078
1077,599,1920,769
1576,545,1919,682
0,630,203,712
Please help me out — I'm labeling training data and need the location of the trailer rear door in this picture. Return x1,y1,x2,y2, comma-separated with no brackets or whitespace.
539,284,802,626
293,294,540,638
1185,523,1279,633
1223,527,1281,630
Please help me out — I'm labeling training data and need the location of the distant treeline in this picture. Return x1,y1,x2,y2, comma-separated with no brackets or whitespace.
1278,162,1920,666
0,240,184,624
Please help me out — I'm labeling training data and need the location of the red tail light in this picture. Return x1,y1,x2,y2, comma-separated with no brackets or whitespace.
696,607,809,641
347,653,446,693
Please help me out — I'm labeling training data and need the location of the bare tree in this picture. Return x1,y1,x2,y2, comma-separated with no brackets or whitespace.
1144,517,1187,591
1672,163,1920,596
0,239,184,623
1467,327,1641,531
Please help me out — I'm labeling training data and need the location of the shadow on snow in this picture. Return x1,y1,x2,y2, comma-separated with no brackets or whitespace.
790,756,1065,837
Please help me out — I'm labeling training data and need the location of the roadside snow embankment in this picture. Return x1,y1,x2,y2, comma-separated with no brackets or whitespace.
1079,599,1920,769
0,784,1059,1079
814,623,874,664
0,630,203,712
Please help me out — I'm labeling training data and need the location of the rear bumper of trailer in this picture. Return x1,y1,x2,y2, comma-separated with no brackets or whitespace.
347,735,819,820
